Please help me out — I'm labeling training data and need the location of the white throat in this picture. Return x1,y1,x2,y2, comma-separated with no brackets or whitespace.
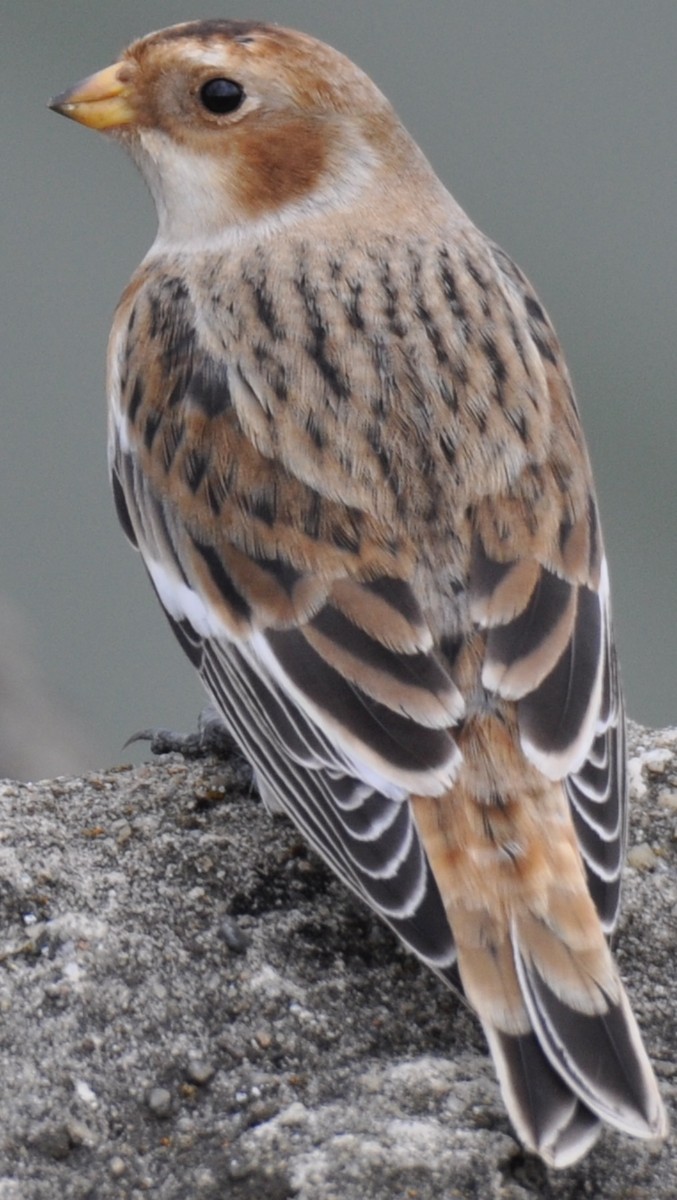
133,128,381,259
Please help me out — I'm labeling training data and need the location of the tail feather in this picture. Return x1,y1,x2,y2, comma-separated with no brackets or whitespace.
457,920,668,1167
486,1026,602,1168
514,933,668,1140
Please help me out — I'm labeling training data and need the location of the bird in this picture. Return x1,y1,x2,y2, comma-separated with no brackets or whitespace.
49,19,667,1167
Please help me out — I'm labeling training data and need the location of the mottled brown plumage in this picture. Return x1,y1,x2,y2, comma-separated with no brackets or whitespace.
50,20,666,1166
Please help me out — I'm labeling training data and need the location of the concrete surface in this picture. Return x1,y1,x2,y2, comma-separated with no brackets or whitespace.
0,724,675,1198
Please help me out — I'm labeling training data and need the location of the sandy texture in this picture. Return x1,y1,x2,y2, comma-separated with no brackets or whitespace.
0,724,675,1198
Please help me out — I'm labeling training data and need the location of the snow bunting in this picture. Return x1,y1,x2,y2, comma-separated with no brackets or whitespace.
50,20,667,1166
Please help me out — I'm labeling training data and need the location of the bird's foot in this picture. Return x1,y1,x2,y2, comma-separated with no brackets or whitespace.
125,705,237,760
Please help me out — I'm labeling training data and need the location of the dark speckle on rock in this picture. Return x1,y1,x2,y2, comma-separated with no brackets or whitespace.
30,1124,73,1162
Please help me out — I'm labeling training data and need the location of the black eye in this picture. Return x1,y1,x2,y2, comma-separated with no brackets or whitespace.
199,78,245,115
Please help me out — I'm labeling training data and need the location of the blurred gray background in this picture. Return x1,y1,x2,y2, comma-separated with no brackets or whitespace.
2,1,676,780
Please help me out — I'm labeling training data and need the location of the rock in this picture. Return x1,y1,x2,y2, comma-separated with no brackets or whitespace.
0,724,675,1198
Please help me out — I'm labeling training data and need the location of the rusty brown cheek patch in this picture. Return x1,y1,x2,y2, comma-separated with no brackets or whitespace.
232,117,329,218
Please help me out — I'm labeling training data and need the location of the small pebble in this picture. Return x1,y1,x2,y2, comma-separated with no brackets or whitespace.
277,1101,308,1127
627,842,658,871
186,1058,215,1085
195,1168,216,1189
220,916,249,954
643,749,672,776
147,1087,172,1118
228,1158,251,1181
113,820,133,846
110,1156,126,1177
66,1119,94,1147
75,1079,97,1107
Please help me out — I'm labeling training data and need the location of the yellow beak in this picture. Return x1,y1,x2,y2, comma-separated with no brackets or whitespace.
49,62,136,131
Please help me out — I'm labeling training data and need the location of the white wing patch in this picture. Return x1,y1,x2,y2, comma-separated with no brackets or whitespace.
145,556,234,640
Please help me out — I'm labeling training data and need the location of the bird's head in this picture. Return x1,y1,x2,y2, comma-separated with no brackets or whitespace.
49,20,422,249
